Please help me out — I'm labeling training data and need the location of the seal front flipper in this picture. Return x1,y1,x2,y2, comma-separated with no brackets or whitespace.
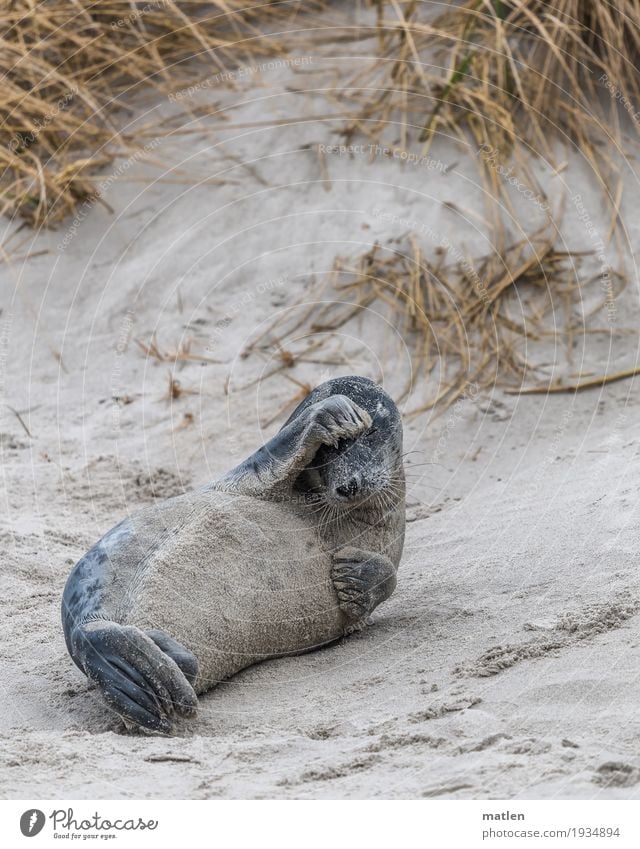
217,394,372,498
331,547,397,626
70,620,198,734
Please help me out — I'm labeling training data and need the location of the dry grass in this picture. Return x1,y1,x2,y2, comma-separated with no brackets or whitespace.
308,1,639,407
136,334,221,364
4,2,638,412
4,2,639,226
0,1,309,226
345,1,640,208
247,235,625,414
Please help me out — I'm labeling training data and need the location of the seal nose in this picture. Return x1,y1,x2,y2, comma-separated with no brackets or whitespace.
335,476,359,500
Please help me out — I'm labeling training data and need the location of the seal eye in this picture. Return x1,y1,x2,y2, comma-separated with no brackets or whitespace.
338,426,376,450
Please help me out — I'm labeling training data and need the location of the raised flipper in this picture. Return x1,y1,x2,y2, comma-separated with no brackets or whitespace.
331,547,397,626
146,628,198,686
217,394,371,498
70,620,198,734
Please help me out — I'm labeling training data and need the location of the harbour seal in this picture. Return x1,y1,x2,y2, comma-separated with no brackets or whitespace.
62,376,405,733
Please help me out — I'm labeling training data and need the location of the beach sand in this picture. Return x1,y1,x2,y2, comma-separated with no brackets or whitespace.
1,25,640,799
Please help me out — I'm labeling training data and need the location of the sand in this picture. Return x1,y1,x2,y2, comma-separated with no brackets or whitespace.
1,13,640,799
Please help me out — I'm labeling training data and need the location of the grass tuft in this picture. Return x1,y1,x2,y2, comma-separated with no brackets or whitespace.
247,236,626,412
0,1,305,225
345,1,640,205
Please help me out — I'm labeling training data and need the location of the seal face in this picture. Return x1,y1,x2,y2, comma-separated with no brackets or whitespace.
62,376,405,733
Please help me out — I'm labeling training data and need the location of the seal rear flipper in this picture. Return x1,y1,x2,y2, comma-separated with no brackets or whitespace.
71,620,198,734
145,628,199,686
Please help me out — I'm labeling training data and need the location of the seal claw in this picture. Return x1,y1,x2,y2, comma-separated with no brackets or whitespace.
309,395,372,448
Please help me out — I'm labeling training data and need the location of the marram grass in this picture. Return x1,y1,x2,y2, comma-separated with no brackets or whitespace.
0,1,302,226
347,0,640,206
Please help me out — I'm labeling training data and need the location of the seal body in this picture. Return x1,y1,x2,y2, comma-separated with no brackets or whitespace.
62,376,405,732
101,491,399,690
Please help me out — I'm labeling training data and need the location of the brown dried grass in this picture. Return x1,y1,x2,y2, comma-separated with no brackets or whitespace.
345,1,640,206
4,2,637,411
247,236,626,413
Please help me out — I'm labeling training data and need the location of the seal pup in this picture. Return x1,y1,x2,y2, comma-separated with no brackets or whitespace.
62,376,405,733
